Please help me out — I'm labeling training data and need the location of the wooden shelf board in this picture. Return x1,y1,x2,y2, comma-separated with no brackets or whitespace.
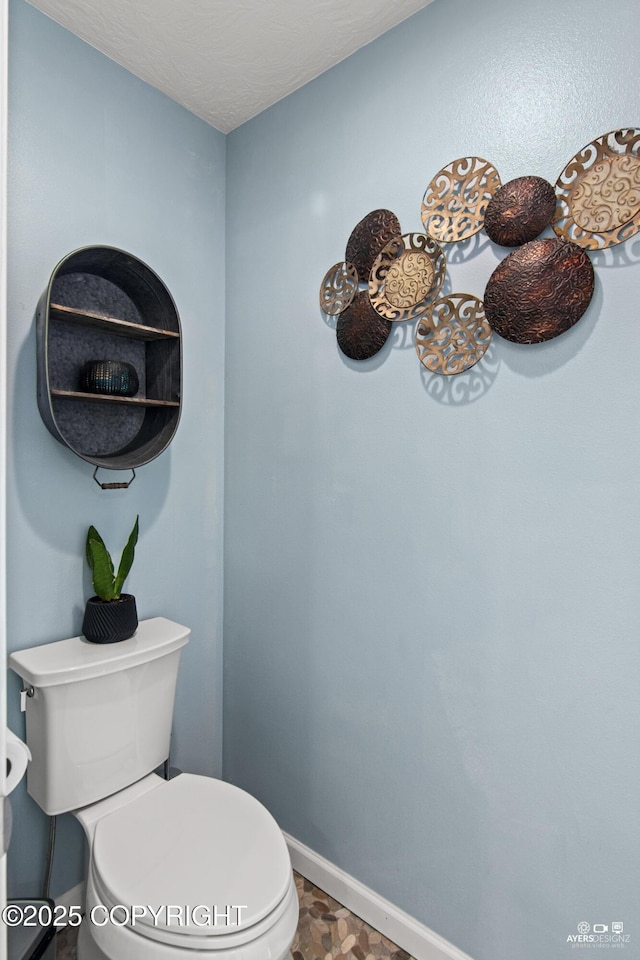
50,303,180,340
51,389,179,408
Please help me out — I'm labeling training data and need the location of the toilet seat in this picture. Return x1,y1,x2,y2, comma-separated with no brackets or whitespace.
88,774,294,950
83,869,299,960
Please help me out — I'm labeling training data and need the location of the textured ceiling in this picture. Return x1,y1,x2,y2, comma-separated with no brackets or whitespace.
26,0,435,133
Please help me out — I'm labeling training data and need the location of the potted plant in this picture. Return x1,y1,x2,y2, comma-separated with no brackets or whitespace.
82,516,139,644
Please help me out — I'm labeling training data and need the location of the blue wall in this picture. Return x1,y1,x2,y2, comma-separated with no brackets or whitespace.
7,0,226,897
223,2,640,959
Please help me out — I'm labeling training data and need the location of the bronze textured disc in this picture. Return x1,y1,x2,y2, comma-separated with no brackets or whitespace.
484,238,594,344
368,233,446,322
421,157,501,243
345,209,401,278
553,129,640,249
336,290,392,360
415,294,492,375
319,261,358,315
484,176,556,247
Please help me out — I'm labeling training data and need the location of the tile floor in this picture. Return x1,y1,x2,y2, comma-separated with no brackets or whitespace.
54,872,415,960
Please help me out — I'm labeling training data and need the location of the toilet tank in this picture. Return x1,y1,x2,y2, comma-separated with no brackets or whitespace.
9,617,190,815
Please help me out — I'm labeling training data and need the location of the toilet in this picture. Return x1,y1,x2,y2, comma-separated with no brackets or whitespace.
9,617,298,960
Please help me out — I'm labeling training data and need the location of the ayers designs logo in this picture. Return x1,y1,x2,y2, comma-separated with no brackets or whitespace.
567,920,630,948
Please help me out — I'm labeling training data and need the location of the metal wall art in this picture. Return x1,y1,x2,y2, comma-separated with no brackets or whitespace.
369,233,445,322
483,238,594,344
421,157,501,242
336,291,392,361
345,209,401,278
319,262,358,315
415,294,492,375
318,128,637,381
553,129,640,250
484,176,556,247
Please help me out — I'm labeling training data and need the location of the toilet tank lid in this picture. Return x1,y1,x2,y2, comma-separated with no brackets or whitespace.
8,617,190,688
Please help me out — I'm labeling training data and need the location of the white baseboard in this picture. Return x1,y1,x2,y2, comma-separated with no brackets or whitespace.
55,881,85,914
284,833,474,960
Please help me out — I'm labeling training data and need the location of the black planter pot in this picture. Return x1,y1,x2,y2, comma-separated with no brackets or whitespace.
82,594,138,644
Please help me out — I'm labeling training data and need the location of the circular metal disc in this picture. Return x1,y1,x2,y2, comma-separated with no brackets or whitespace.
484,238,594,344
415,294,492,375
319,261,358,315
368,233,446,322
336,290,392,360
421,157,501,243
345,209,401,279
484,176,556,247
553,128,640,249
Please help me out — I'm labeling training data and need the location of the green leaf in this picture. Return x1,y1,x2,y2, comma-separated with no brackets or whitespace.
87,537,117,600
114,515,139,597
85,517,138,601
85,525,106,571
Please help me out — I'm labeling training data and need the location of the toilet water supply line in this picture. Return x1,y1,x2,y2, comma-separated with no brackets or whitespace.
17,682,57,901
43,816,56,901
23,677,57,901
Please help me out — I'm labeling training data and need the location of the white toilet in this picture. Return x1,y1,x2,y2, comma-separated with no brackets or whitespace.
9,617,298,960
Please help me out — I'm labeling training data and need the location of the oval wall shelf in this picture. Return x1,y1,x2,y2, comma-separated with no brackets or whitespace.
36,246,182,474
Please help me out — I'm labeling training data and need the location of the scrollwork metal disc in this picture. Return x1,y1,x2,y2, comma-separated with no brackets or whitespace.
336,290,392,360
553,129,640,249
484,176,556,247
415,294,492,375
421,157,501,243
368,233,446,322
319,261,358,316
345,209,401,279
484,237,594,344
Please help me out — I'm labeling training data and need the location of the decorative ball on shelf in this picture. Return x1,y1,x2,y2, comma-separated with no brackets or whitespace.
80,360,139,397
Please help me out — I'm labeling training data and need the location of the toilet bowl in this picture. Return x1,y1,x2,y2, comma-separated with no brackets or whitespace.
9,618,298,960
75,772,298,960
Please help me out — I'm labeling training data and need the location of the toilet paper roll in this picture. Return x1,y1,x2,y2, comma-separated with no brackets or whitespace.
6,728,31,794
